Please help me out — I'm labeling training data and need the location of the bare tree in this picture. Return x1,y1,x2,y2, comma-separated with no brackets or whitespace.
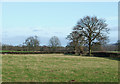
74,16,109,56
24,36,40,51
67,31,84,55
49,36,61,51
91,42,104,51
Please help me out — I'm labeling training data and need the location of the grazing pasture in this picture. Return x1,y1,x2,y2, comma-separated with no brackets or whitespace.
2,54,118,82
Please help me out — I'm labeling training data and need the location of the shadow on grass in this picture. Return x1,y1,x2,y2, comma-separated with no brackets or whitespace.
64,53,120,61
64,53,79,56
64,53,84,56
83,53,120,61
102,57,120,61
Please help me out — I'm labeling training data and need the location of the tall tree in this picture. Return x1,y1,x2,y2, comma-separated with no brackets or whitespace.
24,36,40,51
74,16,109,56
49,36,61,51
66,31,84,55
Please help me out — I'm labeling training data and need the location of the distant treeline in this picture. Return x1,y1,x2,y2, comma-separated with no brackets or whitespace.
1,46,120,58
1,16,120,56
1,35,119,55
1,43,118,53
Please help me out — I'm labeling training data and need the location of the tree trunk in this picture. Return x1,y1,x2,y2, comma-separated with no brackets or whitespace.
75,47,77,55
89,41,92,56
75,45,79,55
74,40,79,55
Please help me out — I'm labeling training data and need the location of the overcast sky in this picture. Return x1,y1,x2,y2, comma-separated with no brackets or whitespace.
2,2,118,46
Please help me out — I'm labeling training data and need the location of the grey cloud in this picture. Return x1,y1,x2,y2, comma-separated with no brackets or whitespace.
33,29,43,32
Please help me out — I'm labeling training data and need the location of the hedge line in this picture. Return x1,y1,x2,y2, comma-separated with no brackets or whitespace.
1,51,120,58
91,51,120,57
1,51,74,54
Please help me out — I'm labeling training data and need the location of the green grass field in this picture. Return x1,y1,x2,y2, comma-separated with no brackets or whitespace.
2,54,119,82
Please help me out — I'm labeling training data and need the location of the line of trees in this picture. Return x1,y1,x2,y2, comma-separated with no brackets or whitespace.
1,16,119,56
2,35,64,52
21,36,61,51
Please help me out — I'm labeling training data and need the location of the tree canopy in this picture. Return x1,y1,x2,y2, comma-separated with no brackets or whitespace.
49,36,61,47
68,16,109,56
24,36,40,51
66,31,85,55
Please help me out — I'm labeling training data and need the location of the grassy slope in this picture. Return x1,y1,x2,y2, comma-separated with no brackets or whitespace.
2,54,118,82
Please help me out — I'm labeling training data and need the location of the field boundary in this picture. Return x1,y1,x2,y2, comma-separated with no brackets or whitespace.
1,51,120,58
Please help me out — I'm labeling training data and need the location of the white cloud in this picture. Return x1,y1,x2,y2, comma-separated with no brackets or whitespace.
109,26,118,43
2,26,72,46
109,26,118,31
